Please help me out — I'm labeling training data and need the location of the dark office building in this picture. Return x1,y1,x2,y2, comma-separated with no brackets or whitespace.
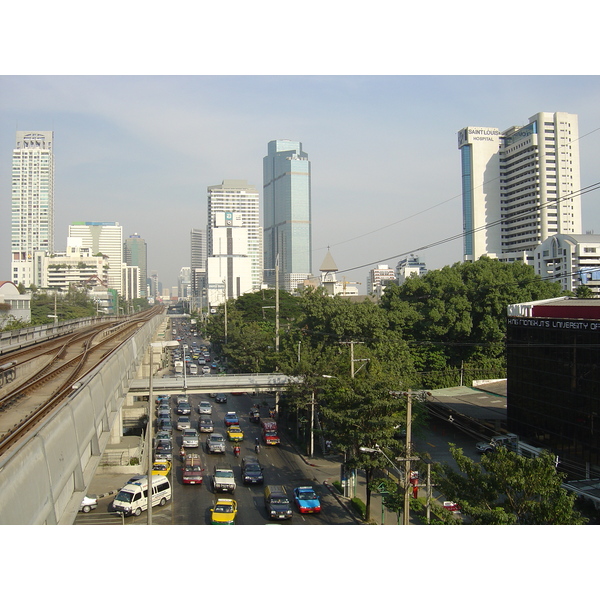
506,298,600,479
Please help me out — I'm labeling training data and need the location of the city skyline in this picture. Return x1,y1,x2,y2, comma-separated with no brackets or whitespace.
2,76,600,294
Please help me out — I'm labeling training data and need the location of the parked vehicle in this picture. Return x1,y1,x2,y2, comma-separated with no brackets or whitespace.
79,495,98,513
112,475,171,517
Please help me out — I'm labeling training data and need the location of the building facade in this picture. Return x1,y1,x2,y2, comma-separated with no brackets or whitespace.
458,112,581,265
190,228,207,311
535,233,600,295
123,233,147,297
396,254,428,284
207,212,252,307
507,298,600,479
11,131,55,287
367,264,396,295
263,140,312,292
207,180,262,293
68,222,123,294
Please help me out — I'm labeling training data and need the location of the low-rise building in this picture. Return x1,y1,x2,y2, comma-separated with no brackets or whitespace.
0,281,31,326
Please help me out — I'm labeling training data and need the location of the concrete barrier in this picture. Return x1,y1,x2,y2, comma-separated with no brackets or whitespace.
0,313,164,524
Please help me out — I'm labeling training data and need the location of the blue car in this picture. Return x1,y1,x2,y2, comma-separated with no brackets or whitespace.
224,412,239,427
294,486,321,514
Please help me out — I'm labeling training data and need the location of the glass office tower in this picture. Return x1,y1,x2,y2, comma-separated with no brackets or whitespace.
263,140,312,292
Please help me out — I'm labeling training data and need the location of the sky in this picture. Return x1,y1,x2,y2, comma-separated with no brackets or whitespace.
1,5,600,300
4,75,600,295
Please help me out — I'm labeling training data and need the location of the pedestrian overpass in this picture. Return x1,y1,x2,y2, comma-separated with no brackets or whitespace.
127,373,299,397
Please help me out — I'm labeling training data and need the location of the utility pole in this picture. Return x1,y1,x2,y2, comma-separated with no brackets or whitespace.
403,389,413,525
339,340,368,378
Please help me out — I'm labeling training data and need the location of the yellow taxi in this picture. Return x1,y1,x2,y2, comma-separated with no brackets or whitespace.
227,425,244,442
211,498,238,524
151,460,172,477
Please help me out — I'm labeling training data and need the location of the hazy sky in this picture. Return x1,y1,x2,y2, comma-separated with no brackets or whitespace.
2,75,600,293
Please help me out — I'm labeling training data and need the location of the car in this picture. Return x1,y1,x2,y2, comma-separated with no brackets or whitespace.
211,362,218,369
176,401,192,415
264,485,293,520
206,433,226,454
210,498,238,524
227,425,244,442
198,401,212,415
155,430,172,444
157,408,170,420
224,412,239,427
215,393,227,404
155,440,173,461
177,415,191,430
212,466,236,493
241,456,264,484
158,417,173,431
79,495,98,513
201,366,211,374
182,454,204,484
182,429,199,448
198,417,214,433
293,486,321,514
152,460,172,477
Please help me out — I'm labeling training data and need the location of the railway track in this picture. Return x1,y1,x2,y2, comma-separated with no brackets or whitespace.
0,306,162,456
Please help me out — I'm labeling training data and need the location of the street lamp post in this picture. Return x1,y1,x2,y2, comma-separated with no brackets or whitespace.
147,340,179,525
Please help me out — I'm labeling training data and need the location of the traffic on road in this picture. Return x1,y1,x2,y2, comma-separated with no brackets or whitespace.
75,320,353,525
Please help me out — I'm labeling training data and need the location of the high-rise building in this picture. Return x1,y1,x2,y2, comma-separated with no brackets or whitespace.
190,228,207,312
68,222,123,294
207,180,262,292
367,264,396,295
207,211,252,306
124,233,147,297
458,112,581,264
263,140,312,292
11,131,54,287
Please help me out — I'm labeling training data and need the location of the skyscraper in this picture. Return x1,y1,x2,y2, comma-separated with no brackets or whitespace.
190,228,207,310
458,112,581,264
207,180,262,292
263,140,312,292
11,131,54,287
68,222,123,294
124,233,147,297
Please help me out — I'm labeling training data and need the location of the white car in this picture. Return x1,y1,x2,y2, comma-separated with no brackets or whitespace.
79,495,98,513
202,366,211,375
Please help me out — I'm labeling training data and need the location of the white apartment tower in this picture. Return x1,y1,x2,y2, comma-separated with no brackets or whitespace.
68,222,124,294
11,131,54,287
458,112,581,264
207,180,262,292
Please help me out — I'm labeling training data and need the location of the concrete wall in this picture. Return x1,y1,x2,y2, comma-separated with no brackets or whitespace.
0,313,164,524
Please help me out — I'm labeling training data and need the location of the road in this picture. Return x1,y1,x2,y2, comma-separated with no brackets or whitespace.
75,390,354,525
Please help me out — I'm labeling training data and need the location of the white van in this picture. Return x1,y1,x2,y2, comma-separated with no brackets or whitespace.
189,363,198,375
112,475,171,517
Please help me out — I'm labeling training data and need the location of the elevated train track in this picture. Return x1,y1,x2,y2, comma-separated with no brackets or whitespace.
0,306,163,456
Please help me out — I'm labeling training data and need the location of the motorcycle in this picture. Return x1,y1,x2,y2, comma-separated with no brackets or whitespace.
233,445,241,458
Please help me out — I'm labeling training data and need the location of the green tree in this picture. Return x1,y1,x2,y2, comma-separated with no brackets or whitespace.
435,445,587,524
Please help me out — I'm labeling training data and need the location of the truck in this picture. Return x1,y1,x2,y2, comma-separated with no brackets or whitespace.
476,433,543,458
260,418,280,445
212,465,236,493
182,454,204,484
174,360,184,374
